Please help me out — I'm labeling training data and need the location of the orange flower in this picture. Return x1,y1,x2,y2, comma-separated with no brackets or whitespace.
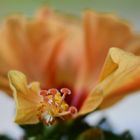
8,70,102,125
0,8,140,125
8,48,140,125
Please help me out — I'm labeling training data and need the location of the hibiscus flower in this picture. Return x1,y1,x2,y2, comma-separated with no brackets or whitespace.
0,8,140,125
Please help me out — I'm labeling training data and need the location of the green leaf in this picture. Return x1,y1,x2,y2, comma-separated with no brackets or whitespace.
103,130,133,140
77,129,133,140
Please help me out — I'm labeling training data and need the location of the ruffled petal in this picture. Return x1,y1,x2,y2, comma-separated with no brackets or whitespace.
96,48,140,109
82,10,140,88
8,70,42,124
79,47,140,115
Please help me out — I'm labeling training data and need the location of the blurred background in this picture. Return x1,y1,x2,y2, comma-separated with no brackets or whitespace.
0,0,140,140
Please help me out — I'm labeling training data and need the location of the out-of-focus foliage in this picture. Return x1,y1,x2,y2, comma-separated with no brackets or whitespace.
20,116,133,140
0,135,13,140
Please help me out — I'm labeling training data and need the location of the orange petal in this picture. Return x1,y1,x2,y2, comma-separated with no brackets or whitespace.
97,48,140,109
36,8,85,88
82,10,139,87
0,8,140,99
78,88,103,115
125,35,140,55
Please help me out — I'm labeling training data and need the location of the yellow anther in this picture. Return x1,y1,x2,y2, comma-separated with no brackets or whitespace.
38,88,77,125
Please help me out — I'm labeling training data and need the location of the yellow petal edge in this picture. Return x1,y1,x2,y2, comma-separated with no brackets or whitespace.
79,47,140,114
98,47,140,109
8,70,42,124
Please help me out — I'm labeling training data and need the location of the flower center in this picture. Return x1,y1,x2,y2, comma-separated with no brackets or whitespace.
37,88,77,125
